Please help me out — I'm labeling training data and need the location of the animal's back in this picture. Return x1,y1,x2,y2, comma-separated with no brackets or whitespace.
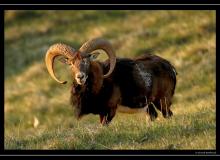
134,53,177,97
103,53,176,105
135,53,177,78
102,53,177,118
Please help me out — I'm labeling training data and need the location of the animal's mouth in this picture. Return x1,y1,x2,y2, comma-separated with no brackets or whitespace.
75,77,87,85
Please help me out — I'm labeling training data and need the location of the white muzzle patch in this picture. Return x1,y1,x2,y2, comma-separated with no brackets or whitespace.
75,72,87,85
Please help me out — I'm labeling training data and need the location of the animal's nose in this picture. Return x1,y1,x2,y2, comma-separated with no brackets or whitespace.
76,73,85,79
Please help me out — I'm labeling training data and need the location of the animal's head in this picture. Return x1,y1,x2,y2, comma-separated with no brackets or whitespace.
45,38,116,86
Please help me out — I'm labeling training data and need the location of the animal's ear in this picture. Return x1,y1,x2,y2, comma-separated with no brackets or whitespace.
89,52,100,61
59,57,70,65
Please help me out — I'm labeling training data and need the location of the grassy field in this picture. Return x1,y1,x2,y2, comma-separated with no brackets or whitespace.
4,10,216,150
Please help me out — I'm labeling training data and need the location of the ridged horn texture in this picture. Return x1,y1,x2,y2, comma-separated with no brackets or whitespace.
79,38,116,78
45,43,75,84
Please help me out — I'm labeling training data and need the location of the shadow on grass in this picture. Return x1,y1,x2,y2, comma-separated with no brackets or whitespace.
5,11,44,28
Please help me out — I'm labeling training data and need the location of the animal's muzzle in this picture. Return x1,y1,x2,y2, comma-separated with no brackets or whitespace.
75,72,87,85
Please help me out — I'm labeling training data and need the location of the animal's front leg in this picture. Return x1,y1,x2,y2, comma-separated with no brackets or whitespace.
99,114,107,125
99,115,111,126
99,107,116,126
105,106,117,125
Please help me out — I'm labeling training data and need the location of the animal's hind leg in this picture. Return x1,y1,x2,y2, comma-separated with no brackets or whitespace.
162,97,173,118
154,98,173,118
146,103,158,121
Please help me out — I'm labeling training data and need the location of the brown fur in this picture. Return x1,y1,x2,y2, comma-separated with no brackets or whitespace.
70,53,177,125
89,62,104,95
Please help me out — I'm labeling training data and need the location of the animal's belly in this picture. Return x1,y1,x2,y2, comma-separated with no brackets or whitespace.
117,105,147,114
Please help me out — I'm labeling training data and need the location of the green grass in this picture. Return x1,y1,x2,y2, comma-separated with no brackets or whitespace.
4,10,216,150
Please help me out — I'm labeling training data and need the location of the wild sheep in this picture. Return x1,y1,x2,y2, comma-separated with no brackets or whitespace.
45,38,177,125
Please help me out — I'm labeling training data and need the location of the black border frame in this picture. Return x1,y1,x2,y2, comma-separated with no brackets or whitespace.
1,3,219,158
0,0,219,5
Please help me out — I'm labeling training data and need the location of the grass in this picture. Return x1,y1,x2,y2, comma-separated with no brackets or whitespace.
4,10,216,150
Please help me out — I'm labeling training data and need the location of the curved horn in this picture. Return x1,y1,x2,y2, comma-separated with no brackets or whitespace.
79,38,116,78
45,43,75,84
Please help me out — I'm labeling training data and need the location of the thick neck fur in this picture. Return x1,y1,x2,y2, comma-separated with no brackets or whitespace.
88,61,104,95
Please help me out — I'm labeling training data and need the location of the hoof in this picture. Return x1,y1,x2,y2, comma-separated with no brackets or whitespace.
163,110,173,118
